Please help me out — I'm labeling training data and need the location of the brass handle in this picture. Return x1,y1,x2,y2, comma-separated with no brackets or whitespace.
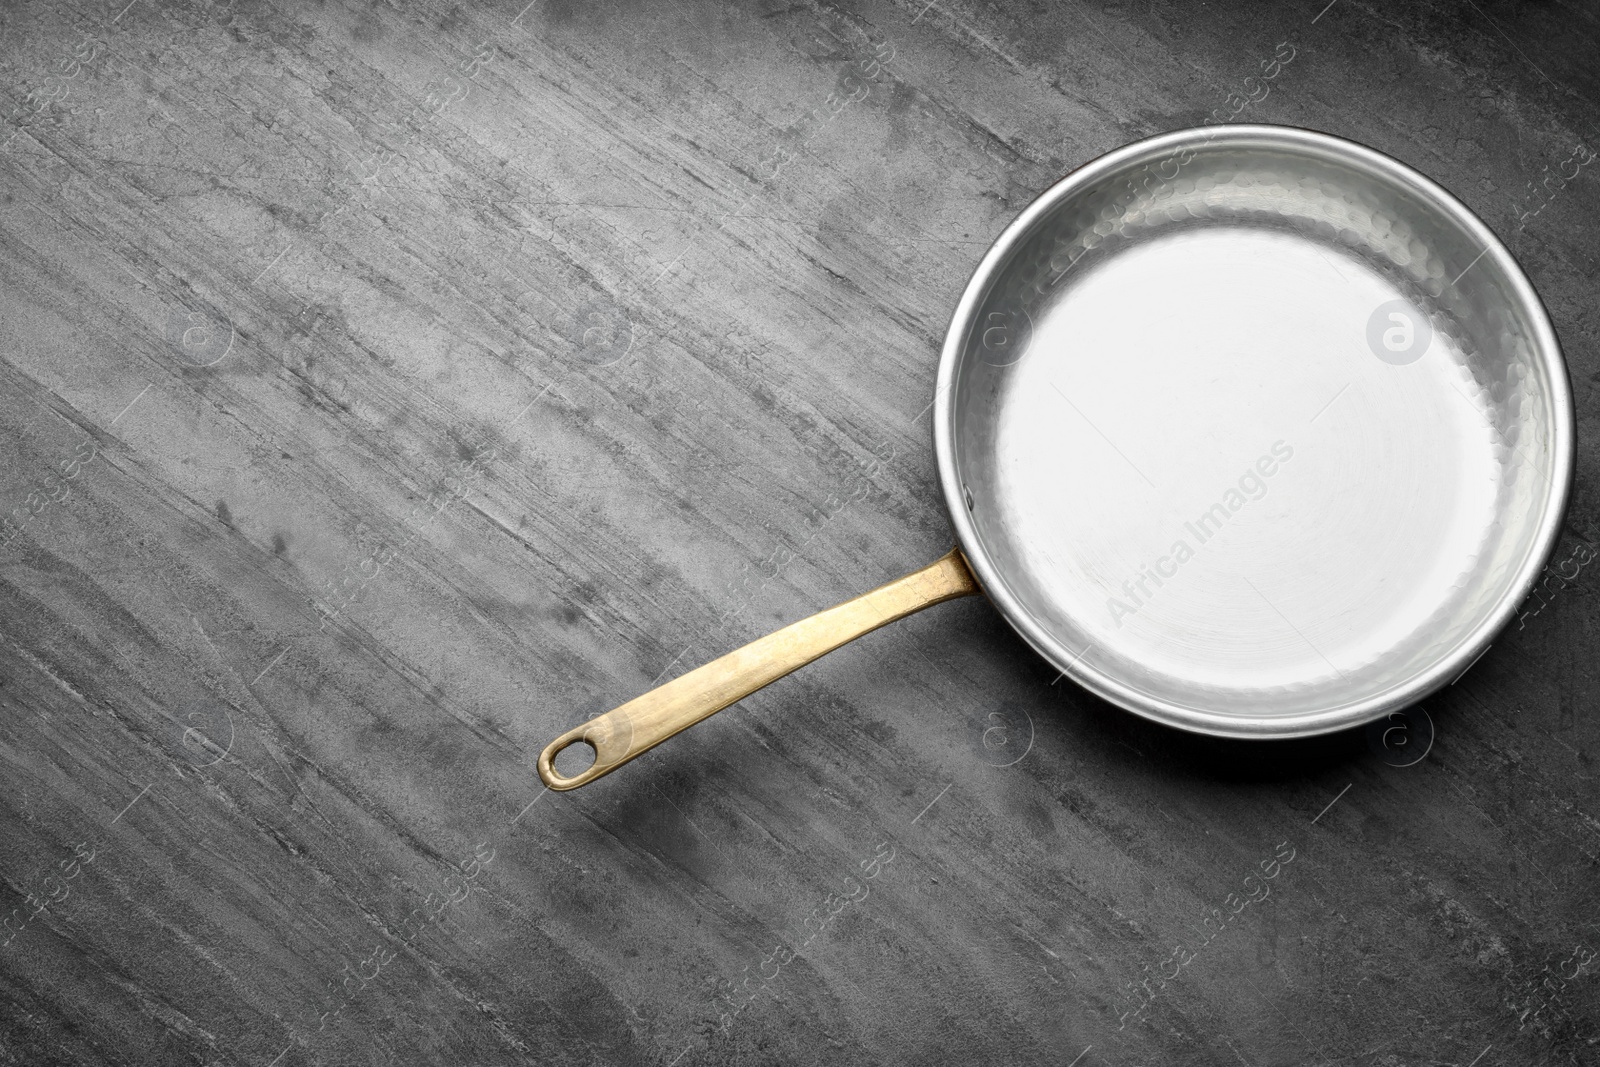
537,548,980,790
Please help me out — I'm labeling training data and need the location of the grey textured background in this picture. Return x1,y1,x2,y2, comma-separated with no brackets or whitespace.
1,0,1598,1064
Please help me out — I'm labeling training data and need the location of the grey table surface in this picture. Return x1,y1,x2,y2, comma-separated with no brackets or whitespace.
1,0,1598,1064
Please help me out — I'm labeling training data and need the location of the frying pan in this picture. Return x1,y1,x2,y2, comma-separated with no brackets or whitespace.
537,124,1573,791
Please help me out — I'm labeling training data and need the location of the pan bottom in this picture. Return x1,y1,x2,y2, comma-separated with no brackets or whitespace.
987,225,1518,718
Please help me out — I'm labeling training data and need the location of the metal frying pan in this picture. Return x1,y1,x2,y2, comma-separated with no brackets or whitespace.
537,124,1573,791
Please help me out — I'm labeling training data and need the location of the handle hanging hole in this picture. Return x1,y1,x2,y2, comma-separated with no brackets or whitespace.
552,738,598,778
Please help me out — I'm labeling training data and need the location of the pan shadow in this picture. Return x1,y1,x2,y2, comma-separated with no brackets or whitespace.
1083,697,1371,785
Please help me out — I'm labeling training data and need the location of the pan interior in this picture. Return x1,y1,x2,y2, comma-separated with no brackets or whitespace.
943,129,1567,733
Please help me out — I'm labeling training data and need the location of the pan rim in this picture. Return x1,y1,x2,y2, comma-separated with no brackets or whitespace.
932,122,1575,739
